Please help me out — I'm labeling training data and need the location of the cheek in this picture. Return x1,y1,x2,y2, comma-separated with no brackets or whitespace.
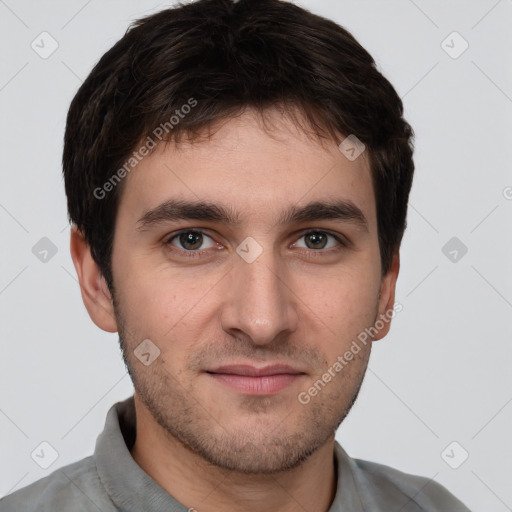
307,268,380,351
115,264,218,353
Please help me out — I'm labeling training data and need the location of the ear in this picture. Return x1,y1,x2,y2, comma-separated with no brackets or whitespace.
372,251,400,341
70,225,118,333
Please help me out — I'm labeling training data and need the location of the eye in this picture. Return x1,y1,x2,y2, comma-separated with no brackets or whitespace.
293,230,344,251
167,230,217,252
164,228,346,260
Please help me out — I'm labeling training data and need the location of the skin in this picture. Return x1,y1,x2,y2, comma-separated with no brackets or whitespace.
71,108,399,512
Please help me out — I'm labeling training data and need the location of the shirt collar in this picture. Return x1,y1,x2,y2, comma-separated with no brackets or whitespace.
94,395,187,511
94,396,364,512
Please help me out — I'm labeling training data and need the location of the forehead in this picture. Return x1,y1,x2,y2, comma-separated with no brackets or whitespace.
117,109,376,230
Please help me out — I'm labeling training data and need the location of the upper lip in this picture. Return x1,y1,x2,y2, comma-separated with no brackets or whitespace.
207,364,305,377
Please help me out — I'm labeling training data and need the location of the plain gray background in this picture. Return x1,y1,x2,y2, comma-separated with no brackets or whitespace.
1,0,511,510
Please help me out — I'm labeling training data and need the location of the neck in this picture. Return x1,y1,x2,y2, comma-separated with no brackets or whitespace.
130,395,337,512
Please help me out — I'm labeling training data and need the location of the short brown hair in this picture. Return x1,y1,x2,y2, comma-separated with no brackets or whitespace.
63,0,415,291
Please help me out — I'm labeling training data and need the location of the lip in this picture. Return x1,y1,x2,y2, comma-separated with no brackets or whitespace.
206,364,306,395
208,364,304,376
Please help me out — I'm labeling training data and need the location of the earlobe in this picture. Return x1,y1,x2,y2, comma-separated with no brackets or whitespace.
70,225,118,333
372,251,400,341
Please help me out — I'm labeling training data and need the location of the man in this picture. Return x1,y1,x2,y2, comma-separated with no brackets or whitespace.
1,0,470,510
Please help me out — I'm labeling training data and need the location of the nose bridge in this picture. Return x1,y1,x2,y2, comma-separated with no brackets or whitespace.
221,241,297,345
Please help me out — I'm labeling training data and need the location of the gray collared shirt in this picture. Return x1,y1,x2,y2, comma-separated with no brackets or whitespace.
0,396,471,511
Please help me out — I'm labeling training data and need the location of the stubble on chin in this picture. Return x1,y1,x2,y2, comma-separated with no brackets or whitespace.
112,295,373,474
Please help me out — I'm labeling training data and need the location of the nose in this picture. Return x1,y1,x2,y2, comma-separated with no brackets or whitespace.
219,245,299,347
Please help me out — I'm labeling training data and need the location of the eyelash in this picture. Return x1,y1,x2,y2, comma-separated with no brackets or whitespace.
164,229,347,259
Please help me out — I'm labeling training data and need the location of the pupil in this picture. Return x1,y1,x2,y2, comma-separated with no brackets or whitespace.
181,231,202,250
307,232,327,249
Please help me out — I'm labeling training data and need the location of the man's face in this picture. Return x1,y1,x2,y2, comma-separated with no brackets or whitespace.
109,109,395,473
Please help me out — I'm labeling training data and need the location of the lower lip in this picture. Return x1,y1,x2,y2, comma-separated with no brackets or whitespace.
207,373,303,395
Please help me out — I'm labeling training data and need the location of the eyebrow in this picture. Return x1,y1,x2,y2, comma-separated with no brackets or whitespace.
136,198,369,232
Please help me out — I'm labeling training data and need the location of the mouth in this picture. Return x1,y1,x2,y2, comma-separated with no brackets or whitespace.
205,364,307,396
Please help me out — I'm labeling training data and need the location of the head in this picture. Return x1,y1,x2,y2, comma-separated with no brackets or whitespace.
66,0,414,474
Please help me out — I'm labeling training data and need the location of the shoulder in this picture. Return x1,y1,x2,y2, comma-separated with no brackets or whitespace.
334,443,471,511
0,456,116,512
351,456,471,511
